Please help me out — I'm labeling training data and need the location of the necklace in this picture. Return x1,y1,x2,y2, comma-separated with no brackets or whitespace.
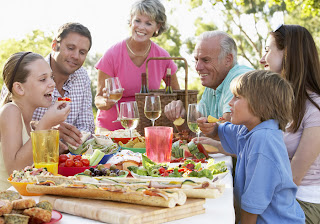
126,39,151,57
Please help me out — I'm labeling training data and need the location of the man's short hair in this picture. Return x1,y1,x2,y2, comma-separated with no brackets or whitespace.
198,31,237,66
230,70,294,131
55,22,92,50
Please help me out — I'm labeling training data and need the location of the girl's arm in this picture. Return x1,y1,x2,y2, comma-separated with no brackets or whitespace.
241,209,258,224
0,106,33,175
94,70,116,111
290,126,320,185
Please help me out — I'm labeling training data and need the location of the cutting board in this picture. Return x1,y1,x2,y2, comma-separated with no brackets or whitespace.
40,195,205,224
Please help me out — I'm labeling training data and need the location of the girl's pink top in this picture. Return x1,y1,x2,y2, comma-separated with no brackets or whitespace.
95,39,177,131
284,92,320,186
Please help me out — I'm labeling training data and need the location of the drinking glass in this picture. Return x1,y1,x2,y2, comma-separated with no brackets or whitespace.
144,95,161,126
31,130,59,175
119,101,140,138
145,126,173,163
105,77,124,122
187,103,207,142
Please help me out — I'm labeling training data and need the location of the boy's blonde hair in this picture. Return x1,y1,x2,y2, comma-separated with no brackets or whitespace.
230,70,294,131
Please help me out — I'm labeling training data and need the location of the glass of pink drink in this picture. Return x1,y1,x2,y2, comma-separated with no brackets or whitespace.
145,126,173,163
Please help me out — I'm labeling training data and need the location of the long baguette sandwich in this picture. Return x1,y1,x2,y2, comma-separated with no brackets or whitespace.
27,176,186,208
75,175,225,199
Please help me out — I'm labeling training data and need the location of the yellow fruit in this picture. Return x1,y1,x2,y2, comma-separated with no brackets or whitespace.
208,115,219,123
173,117,185,126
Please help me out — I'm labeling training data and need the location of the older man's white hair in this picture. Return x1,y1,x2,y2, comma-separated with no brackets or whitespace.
197,31,238,66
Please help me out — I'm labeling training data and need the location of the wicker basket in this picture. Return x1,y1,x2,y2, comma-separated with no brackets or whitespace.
135,57,198,135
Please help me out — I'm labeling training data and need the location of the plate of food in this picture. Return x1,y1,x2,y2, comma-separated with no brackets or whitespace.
128,154,229,183
8,166,55,196
0,191,62,224
118,136,146,153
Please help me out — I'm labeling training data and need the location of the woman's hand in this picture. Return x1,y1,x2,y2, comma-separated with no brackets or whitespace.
197,117,219,140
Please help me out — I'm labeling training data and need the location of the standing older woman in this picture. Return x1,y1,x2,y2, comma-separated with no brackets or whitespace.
95,0,180,131
260,24,320,223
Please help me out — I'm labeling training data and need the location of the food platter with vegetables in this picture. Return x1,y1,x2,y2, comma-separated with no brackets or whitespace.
128,154,228,182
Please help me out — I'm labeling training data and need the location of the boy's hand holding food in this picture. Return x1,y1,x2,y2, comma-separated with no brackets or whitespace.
197,117,219,139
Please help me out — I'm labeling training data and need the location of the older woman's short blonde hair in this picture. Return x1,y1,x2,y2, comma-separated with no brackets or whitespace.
129,0,167,37
230,70,294,131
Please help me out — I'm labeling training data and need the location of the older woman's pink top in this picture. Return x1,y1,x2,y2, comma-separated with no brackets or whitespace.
95,39,177,131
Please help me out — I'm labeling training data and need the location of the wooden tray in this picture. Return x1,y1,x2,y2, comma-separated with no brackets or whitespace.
40,195,205,224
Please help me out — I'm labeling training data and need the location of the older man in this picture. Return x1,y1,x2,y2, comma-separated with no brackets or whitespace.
0,22,95,151
165,31,252,133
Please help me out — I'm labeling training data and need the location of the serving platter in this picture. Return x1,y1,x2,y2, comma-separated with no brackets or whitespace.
130,169,229,183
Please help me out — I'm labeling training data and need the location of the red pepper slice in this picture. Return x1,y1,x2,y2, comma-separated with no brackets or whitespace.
197,143,209,159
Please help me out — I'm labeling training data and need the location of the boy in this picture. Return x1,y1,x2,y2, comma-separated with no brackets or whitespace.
198,70,305,223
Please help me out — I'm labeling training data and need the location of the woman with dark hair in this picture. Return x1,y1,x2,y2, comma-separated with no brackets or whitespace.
260,24,320,223
94,0,180,132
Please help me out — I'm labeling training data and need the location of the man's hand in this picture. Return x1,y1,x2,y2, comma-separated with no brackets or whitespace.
164,100,186,121
55,122,82,150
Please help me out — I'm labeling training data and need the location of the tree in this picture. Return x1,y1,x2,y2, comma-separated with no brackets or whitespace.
269,0,320,18
0,30,52,87
0,30,102,117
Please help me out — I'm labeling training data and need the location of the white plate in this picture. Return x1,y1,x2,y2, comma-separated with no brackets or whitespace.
130,169,229,183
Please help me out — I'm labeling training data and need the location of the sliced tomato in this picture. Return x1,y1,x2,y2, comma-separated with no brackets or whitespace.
144,190,159,196
158,167,166,174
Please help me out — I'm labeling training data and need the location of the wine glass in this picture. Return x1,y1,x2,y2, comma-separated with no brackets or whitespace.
187,103,207,142
144,95,161,126
105,77,124,122
119,101,140,138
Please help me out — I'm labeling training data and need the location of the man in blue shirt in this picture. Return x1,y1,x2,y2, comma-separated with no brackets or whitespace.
164,31,252,132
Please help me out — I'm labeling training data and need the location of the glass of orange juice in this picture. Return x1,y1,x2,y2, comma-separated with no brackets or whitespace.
31,130,59,175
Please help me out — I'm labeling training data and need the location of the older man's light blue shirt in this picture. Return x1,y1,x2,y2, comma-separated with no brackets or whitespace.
200,64,252,118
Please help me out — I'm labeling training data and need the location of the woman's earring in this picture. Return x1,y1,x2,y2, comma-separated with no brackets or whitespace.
155,30,158,36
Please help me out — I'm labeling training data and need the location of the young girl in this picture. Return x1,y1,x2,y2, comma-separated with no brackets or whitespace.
260,24,320,223
198,70,305,223
0,52,70,191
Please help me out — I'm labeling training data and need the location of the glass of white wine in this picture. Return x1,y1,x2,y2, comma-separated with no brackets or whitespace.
144,95,161,126
119,101,140,138
187,103,207,142
105,77,124,122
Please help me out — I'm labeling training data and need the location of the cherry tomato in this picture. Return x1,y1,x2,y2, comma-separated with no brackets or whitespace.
74,161,83,167
81,159,90,167
73,155,82,161
59,162,65,167
59,154,68,163
65,159,74,167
